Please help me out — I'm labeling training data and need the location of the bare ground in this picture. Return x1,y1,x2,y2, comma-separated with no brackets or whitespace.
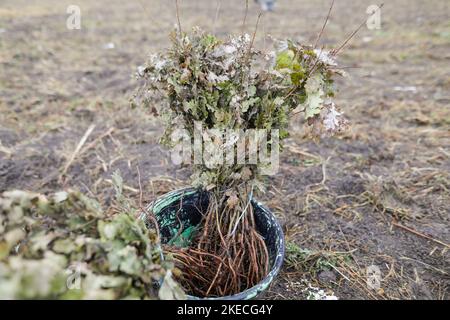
0,0,449,299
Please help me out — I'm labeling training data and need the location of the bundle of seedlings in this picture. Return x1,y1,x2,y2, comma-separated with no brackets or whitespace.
0,173,184,299
135,26,348,297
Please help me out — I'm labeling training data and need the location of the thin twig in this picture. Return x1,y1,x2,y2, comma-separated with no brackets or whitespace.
62,124,95,176
137,165,143,209
332,3,384,56
326,261,351,282
247,12,263,59
171,191,185,244
79,127,114,155
392,220,450,249
175,0,182,35
104,179,139,193
314,0,335,48
146,210,161,241
212,0,222,34
262,16,266,52
400,256,448,275
242,0,249,33
230,186,253,236
320,156,331,185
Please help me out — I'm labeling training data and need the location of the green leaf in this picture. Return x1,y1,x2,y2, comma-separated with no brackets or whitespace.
53,238,77,254
304,73,324,119
275,50,296,70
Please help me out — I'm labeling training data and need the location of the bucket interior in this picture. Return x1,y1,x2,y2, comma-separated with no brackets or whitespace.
147,189,280,268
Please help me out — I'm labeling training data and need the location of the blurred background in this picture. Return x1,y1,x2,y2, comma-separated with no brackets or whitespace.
0,0,449,299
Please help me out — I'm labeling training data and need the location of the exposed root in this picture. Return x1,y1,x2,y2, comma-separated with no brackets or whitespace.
164,187,269,297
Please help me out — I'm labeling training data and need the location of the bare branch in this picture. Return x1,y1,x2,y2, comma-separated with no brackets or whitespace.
332,3,384,56
213,0,222,34
175,0,182,35
314,0,335,48
242,0,249,33
248,12,263,57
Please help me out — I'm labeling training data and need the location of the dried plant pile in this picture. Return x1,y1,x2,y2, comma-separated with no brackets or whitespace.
136,27,348,297
0,174,184,299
